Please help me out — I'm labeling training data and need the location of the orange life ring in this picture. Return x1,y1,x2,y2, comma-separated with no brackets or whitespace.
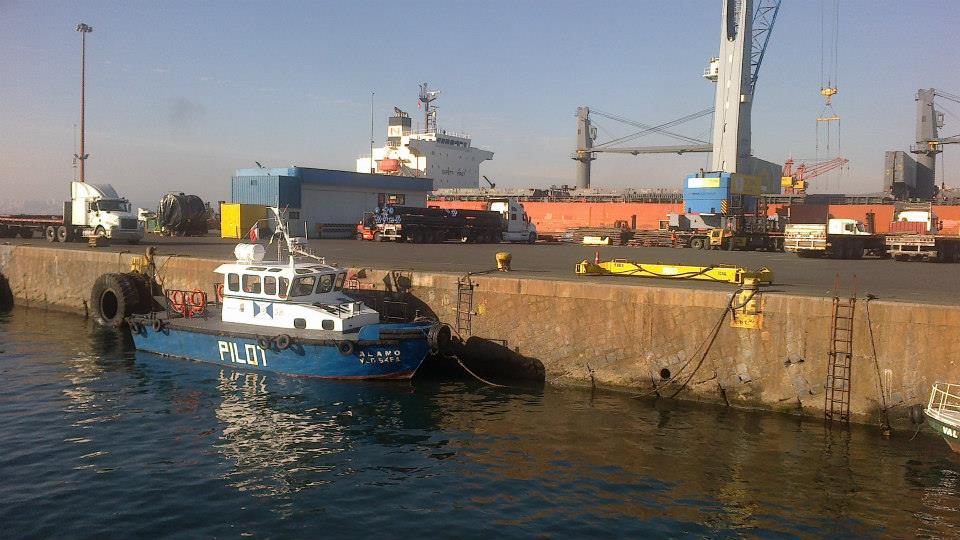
215,283,224,302
188,289,207,316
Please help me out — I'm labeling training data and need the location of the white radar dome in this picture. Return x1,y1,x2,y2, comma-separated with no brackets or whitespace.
234,243,266,262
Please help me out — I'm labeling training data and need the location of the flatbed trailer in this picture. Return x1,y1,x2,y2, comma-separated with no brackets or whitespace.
643,229,782,251
885,234,960,262
0,207,140,243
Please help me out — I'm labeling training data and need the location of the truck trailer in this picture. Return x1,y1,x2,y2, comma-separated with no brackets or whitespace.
357,198,537,244
885,202,960,262
784,218,885,259
0,182,143,244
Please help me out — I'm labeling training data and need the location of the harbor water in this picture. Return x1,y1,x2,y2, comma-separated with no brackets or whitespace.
1,306,958,538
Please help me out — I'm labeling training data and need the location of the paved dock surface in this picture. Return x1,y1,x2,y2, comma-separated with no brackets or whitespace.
3,235,957,304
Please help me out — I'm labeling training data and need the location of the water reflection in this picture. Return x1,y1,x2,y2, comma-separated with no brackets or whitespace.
1,305,959,538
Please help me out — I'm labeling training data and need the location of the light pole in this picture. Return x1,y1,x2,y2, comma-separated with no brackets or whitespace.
76,22,93,183
369,91,375,173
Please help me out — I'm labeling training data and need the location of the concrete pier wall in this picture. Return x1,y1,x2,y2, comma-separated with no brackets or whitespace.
2,244,958,428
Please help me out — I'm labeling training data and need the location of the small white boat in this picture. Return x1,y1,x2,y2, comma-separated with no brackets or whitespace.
925,382,960,453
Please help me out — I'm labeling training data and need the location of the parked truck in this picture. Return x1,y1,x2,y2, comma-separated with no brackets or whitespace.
663,212,783,251
885,202,960,262
784,218,885,259
357,198,537,244
0,182,143,244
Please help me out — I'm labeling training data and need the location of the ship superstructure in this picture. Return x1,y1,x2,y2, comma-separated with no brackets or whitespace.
357,83,494,189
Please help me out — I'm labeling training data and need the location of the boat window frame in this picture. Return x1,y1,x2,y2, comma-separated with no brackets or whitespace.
227,273,240,293
334,272,346,291
316,273,335,294
263,275,277,296
290,274,318,297
242,274,262,294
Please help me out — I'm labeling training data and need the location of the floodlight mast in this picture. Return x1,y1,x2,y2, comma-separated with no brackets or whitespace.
76,22,93,183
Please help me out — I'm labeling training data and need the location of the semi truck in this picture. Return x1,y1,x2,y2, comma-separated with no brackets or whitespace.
357,198,537,244
0,182,143,244
885,202,960,262
784,218,885,259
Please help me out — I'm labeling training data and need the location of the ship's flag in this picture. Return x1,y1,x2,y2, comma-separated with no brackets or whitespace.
248,224,259,241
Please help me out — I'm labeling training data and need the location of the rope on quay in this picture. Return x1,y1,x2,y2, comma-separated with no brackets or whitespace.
632,288,741,400
865,294,893,435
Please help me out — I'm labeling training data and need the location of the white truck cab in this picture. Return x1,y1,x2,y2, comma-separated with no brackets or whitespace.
826,218,871,236
489,198,538,243
71,181,143,242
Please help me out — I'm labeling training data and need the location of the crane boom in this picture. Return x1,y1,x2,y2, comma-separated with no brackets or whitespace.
782,157,849,194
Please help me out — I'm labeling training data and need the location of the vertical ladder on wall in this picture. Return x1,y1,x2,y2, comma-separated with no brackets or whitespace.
456,276,475,337
825,277,857,424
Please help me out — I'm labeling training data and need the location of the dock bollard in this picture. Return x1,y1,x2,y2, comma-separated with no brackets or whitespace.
496,252,512,272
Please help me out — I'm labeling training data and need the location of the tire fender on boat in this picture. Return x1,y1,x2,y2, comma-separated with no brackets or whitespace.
151,319,163,332
257,336,272,350
337,341,355,356
274,334,291,351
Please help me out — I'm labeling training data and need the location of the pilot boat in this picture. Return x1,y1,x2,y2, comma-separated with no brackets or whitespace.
126,209,448,379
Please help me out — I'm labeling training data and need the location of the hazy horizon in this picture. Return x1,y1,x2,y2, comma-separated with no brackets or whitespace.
3,0,960,211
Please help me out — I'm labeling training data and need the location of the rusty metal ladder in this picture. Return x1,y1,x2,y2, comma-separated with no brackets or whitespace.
456,276,475,337
825,278,857,424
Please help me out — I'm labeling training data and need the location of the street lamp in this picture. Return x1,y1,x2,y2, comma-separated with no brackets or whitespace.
76,23,93,183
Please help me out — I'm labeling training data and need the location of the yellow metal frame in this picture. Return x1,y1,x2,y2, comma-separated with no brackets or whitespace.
575,259,773,285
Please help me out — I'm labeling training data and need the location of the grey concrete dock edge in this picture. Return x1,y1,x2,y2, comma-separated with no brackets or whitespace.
2,244,957,429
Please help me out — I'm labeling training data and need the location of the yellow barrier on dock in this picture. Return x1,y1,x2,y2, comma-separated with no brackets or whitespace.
220,203,267,239
576,258,773,285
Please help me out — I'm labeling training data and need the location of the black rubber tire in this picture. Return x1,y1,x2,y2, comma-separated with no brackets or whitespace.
119,272,153,314
90,273,140,327
45,225,57,242
356,231,364,241
56,226,69,243
527,232,537,244
95,226,106,238
257,336,272,350
274,334,291,350
337,341,355,356
373,231,382,242
151,319,163,332
427,323,452,355
690,237,705,250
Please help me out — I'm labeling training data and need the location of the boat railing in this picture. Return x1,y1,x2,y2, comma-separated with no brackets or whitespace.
927,382,960,419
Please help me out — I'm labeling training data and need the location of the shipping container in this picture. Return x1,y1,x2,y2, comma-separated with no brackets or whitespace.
220,203,267,239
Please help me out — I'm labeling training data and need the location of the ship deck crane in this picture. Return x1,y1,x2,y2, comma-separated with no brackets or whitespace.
911,89,960,198
574,0,782,189
781,157,849,194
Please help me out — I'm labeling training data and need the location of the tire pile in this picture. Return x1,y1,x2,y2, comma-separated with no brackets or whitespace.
90,272,155,327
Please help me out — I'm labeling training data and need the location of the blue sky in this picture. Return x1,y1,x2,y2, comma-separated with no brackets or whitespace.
2,0,959,209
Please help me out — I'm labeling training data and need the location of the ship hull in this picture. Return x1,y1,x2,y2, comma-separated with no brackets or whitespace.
129,320,433,380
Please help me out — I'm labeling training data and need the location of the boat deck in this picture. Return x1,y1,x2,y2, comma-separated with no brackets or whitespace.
929,408,960,426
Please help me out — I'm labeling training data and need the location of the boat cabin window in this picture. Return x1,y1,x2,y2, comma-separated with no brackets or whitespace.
290,275,317,297
242,274,262,294
268,268,282,272
316,274,334,294
264,276,277,295
227,273,240,293
335,272,346,290
279,277,289,298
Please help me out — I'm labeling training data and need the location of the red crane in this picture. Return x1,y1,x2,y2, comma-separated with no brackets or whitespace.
781,157,849,194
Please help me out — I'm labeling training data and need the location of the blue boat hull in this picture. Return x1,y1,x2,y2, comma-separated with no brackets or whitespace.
129,322,433,379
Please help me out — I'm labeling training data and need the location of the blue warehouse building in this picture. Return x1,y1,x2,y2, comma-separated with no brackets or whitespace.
232,167,433,237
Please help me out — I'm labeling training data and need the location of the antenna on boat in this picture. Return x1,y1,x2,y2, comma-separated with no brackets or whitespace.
268,206,326,266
